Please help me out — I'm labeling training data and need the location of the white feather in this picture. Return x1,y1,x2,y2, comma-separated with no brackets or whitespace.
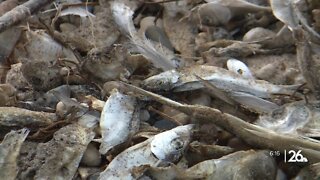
110,2,177,71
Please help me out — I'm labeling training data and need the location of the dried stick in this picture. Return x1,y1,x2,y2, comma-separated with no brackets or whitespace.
0,0,55,33
109,81,320,164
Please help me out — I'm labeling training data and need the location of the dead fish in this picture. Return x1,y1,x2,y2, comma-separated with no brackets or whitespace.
21,123,95,180
98,125,193,180
142,65,301,98
98,89,140,154
113,81,320,163
0,128,29,180
195,74,279,113
141,150,277,180
256,101,320,137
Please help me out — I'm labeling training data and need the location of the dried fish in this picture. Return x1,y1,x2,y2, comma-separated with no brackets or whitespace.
141,150,276,180
0,128,29,180
98,125,193,180
110,2,181,70
20,123,95,179
0,107,57,131
98,89,140,154
142,65,301,98
256,101,320,137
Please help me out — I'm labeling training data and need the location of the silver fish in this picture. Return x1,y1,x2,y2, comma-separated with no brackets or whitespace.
98,125,193,180
99,89,139,154
256,101,320,137
142,65,301,98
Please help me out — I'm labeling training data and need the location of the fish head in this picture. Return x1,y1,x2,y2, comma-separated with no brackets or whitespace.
142,70,180,91
150,124,194,162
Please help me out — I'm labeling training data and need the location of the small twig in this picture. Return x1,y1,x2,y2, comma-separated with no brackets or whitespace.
148,106,182,125
0,0,55,33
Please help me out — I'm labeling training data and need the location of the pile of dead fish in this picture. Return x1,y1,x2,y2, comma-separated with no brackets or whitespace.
0,0,320,179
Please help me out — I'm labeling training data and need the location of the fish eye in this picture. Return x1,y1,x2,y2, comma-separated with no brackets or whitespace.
172,138,184,151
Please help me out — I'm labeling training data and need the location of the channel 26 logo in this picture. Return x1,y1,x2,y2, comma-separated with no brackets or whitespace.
284,150,308,163
270,150,308,163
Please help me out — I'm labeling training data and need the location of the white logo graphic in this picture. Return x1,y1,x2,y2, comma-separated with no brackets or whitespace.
284,150,308,163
